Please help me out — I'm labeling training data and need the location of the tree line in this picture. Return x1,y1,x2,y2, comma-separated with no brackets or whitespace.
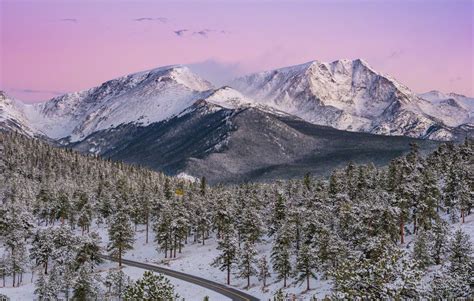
0,131,473,300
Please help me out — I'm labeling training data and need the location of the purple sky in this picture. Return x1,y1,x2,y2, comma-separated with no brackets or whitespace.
1,0,472,102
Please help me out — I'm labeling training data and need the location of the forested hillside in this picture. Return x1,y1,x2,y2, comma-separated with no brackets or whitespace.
1,132,473,300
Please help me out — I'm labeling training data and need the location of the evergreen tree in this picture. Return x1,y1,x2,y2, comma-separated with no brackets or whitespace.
448,229,473,277
105,269,131,300
30,228,54,274
413,230,432,269
236,240,258,288
107,201,135,267
73,262,102,301
295,243,318,291
271,223,292,287
269,193,286,236
430,218,449,265
76,232,102,269
211,224,238,285
257,255,271,289
34,272,60,301
124,271,179,301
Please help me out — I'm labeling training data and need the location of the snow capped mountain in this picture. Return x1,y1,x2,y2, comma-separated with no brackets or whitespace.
0,91,39,136
3,65,214,141
230,59,471,140
418,90,473,127
2,60,472,144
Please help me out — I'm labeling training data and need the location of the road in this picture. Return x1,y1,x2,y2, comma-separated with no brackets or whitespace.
99,255,260,301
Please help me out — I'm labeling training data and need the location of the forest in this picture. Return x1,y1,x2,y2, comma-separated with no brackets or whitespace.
0,131,473,300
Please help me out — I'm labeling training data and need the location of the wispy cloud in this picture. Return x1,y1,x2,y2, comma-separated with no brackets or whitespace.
174,29,189,37
188,59,243,86
133,17,168,23
449,76,462,83
11,88,65,96
60,18,78,23
193,29,211,38
175,28,229,38
387,49,404,60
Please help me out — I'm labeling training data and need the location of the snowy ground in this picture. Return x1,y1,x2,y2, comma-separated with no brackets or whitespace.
2,213,473,301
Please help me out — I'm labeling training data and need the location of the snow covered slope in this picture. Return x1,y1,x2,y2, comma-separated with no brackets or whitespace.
230,59,472,140
418,90,473,127
2,61,472,144
2,65,214,142
0,91,39,136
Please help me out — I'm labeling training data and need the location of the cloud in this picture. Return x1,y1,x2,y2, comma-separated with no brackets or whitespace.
449,76,462,83
60,18,78,23
133,17,168,23
176,28,229,38
387,49,404,60
193,29,212,38
188,59,243,86
174,29,189,37
11,88,65,96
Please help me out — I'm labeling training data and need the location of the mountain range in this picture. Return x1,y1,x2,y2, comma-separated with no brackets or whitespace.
1,59,471,182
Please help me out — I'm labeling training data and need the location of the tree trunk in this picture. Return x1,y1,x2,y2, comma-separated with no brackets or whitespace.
119,247,122,267
44,260,48,275
306,272,310,291
400,218,404,244
12,269,15,287
296,225,300,251
145,215,149,244
227,264,230,285
413,214,417,234
283,275,287,288
461,209,465,223
202,229,205,245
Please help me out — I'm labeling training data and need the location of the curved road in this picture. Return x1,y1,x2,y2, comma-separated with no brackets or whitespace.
99,255,260,301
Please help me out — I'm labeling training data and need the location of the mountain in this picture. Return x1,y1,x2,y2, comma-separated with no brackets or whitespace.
0,91,39,136
70,97,440,183
418,90,473,127
1,65,214,141
1,61,469,183
230,59,472,141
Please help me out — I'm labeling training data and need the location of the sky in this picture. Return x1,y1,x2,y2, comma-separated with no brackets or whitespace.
0,0,472,103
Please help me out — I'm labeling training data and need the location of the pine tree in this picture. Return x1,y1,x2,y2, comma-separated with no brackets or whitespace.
107,201,135,267
211,224,238,285
257,255,271,289
430,218,449,265
269,193,286,236
430,229,473,299
30,228,54,274
200,176,207,196
295,243,318,291
236,240,258,289
105,269,131,300
76,232,102,269
333,238,421,299
34,272,60,301
417,168,440,230
271,223,292,287
413,230,432,269
73,262,101,300
154,201,173,258
124,271,179,301
448,229,473,276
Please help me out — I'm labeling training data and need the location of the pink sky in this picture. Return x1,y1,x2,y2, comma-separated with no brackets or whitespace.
0,0,472,102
